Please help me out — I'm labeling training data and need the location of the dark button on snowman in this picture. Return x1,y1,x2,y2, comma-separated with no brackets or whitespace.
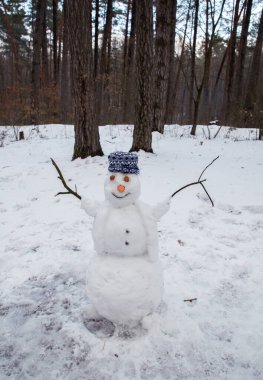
81,152,171,326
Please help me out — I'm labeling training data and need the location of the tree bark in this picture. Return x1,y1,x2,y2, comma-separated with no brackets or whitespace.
31,0,47,124
191,0,226,135
153,0,176,133
123,0,136,122
223,0,240,122
53,0,58,83
235,0,253,103
60,0,71,123
130,0,153,152
167,0,189,124
122,0,131,77
97,0,113,123
94,0,99,77
165,0,177,124
189,0,199,135
67,0,103,159
244,8,263,111
41,6,49,85
100,0,113,76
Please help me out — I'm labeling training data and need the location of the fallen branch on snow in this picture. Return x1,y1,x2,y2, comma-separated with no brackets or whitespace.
184,298,197,303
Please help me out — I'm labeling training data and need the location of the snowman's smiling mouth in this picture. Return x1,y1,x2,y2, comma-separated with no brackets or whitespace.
112,192,130,199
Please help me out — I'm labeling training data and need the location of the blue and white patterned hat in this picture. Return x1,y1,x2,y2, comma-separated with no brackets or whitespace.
108,151,139,174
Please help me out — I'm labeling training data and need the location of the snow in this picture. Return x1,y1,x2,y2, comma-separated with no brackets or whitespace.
0,124,263,379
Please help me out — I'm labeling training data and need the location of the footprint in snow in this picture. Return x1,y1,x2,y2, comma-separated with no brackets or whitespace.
83,317,115,338
83,317,148,339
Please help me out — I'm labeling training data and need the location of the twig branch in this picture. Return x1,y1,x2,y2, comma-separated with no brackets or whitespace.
51,158,82,200
200,182,214,207
198,156,219,181
184,298,197,303
171,179,207,198
171,156,219,207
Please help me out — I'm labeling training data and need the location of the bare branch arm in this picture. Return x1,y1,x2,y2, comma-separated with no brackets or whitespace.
198,155,219,181
171,179,207,198
171,156,219,206
51,158,82,200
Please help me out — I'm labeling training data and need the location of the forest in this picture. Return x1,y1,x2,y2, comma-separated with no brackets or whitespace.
0,0,262,157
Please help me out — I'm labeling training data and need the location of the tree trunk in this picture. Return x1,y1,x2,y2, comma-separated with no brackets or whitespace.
244,8,263,111
153,0,176,133
67,0,103,159
57,3,63,77
201,0,211,121
191,0,226,134
190,0,199,135
100,0,113,76
97,0,113,123
94,0,99,77
165,0,177,124
130,0,153,152
122,0,131,77
31,0,47,124
60,0,71,123
166,0,189,124
223,0,240,122
41,6,49,85
123,0,136,122
235,0,253,104
53,0,58,84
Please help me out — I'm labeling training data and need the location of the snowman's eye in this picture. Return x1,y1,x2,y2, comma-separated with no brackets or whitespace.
124,176,130,182
110,175,115,181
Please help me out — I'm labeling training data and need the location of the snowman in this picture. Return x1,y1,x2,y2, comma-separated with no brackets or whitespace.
81,152,171,326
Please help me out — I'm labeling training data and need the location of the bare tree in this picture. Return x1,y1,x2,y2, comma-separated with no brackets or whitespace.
130,0,154,152
41,4,49,85
153,0,176,133
60,0,71,123
190,0,226,135
67,0,103,159
97,0,113,124
189,0,199,130
223,0,241,122
31,0,47,124
165,0,177,124
53,0,58,84
235,0,253,103
94,0,99,78
244,7,263,139
122,0,131,78
123,0,136,122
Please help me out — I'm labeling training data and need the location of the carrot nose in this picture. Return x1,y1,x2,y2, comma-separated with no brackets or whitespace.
117,184,125,193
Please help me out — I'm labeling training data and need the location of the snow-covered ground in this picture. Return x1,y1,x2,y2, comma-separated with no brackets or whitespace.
0,124,262,380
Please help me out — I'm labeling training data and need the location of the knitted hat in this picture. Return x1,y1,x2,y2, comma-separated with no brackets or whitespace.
108,151,139,174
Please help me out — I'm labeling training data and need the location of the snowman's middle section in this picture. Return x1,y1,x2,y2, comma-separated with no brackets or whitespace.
101,205,147,257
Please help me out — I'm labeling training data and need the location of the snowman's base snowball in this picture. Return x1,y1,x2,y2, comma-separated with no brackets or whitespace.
87,255,163,325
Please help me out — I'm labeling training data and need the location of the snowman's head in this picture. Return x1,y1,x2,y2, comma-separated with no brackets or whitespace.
104,152,140,208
